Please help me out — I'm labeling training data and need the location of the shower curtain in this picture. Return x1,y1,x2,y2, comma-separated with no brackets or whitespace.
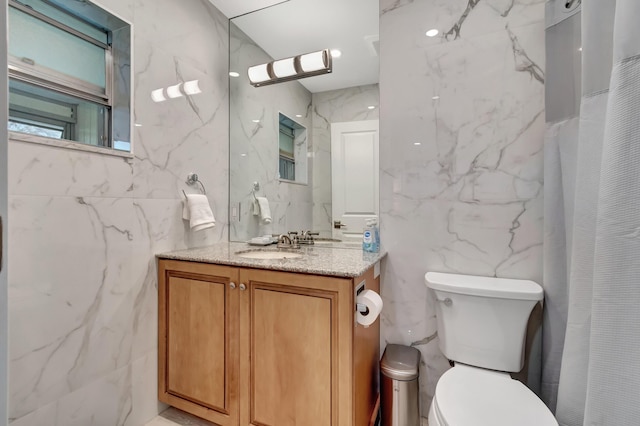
543,1,640,425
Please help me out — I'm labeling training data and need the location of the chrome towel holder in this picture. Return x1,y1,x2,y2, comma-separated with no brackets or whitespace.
182,172,206,198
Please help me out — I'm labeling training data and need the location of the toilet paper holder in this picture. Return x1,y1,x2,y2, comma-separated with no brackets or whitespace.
355,280,370,315
356,303,370,316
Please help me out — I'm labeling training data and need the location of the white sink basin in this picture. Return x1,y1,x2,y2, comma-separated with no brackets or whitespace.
235,250,304,260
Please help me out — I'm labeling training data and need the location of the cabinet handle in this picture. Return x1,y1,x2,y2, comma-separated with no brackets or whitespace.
239,283,246,291
230,282,236,289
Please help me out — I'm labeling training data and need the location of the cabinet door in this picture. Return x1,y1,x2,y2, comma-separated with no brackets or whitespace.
239,269,353,426
158,260,239,425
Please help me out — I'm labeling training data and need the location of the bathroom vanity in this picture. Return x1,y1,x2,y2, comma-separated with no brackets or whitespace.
157,243,386,426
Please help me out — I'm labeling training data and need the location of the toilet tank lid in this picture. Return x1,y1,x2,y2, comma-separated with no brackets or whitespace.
425,272,543,301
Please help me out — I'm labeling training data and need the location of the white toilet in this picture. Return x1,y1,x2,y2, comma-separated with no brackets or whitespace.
425,272,558,426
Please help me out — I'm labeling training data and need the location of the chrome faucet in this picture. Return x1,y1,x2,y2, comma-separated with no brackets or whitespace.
298,230,319,245
277,234,300,249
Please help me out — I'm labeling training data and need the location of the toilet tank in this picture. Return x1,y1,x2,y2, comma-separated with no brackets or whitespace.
425,272,543,373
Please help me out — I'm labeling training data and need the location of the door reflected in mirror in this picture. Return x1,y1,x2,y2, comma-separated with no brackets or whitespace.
229,0,379,244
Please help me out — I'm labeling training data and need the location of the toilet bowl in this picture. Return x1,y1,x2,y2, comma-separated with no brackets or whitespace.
425,272,558,426
427,364,557,426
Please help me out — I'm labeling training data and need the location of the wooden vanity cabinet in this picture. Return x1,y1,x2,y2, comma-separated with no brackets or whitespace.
158,261,240,426
158,259,380,426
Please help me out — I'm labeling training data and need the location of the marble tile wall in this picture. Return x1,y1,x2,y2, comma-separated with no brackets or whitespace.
379,0,545,418
311,84,379,237
229,23,313,242
7,0,229,424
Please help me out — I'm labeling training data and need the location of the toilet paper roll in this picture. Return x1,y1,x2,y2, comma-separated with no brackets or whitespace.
356,289,383,327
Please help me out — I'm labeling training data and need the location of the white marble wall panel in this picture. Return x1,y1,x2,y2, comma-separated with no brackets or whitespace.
380,0,544,418
311,85,379,237
8,0,229,424
229,24,313,241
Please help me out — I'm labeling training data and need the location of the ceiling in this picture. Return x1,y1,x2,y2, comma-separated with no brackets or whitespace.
208,0,379,93
208,0,288,20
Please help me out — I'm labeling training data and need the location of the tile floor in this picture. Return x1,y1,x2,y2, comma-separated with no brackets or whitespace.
144,408,216,426
145,407,429,425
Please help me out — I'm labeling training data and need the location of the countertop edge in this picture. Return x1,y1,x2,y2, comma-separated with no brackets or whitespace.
156,243,387,278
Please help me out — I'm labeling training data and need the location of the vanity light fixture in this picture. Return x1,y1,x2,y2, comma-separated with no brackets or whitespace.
151,88,166,103
229,71,240,77
426,29,439,37
183,80,202,96
368,105,376,110
295,114,303,118
166,83,183,99
414,142,422,146
432,95,440,100
247,49,332,87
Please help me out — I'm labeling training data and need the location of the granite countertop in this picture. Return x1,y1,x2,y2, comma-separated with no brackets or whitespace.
157,241,386,278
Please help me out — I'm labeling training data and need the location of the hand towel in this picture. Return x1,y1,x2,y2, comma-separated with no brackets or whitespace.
182,194,216,231
256,196,272,224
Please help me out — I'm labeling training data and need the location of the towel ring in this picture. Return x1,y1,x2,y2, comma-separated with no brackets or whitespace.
186,173,206,194
251,181,260,200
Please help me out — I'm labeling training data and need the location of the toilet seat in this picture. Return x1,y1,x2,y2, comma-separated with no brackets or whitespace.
431,365,557,426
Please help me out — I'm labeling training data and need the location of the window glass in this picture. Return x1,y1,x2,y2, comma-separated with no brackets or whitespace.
9,79,109,147
9,7,106,89
7,0,131,153
17,0,108,43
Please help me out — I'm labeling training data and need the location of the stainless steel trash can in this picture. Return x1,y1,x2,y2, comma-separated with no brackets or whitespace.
380,344,421,426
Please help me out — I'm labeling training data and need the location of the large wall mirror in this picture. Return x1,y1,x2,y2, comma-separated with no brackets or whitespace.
229,0,379,243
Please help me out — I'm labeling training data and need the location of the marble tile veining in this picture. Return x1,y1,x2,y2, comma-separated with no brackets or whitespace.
159,242,386,278
8,0,230,424
380,0,544,418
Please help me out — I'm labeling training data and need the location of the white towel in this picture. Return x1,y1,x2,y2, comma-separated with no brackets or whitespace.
182,194,216,231
256,196,272,224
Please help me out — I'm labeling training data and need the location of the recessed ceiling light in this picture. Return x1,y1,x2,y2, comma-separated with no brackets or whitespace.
134,123,142,127
252,119,260,123
414,142,422,146
229,71,240,77
240,153,247,157
295,114,303,118
578,47,583,52
425,29,439,37
330,49,342,58
432,95,440,100
368,105,376,110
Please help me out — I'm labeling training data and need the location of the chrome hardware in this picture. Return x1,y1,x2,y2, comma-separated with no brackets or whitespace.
277,234,300,249
441,297,452,307
334,220,346,229
185,172,206,194
298,230,320,245
230,282,236,289
240,283,247,291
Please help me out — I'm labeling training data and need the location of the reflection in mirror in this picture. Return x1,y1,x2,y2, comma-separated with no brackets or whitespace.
278,113,307,184
229,0,379,244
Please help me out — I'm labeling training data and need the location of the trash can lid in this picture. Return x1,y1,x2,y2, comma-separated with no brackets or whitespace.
381,344,421,381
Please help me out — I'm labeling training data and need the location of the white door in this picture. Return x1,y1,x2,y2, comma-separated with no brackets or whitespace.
331,120,379,241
